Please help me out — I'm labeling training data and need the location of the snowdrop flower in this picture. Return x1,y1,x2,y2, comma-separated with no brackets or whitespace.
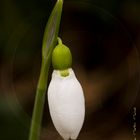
48,38,85,140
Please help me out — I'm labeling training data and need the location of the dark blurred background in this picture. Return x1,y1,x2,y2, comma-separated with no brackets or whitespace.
0,0,140,140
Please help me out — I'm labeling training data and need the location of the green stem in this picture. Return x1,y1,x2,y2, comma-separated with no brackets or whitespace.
29,60,50,140
57,37,62,45
28,0,63,140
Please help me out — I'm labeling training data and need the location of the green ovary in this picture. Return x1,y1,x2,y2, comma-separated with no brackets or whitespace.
52,38,72,72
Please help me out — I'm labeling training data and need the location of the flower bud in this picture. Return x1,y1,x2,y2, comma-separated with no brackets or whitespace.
48,68,85,140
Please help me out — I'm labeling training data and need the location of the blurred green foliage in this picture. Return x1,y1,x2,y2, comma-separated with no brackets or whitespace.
0,97,30,140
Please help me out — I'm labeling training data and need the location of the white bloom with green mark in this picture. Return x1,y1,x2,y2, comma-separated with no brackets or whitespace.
48,38,85,140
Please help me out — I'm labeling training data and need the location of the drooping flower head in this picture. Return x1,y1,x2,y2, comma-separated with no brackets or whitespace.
48,38,85,140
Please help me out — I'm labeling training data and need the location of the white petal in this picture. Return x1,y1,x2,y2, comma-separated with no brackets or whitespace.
48,68,85,140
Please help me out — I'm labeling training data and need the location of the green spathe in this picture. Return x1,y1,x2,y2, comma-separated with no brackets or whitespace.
52,38,72,70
